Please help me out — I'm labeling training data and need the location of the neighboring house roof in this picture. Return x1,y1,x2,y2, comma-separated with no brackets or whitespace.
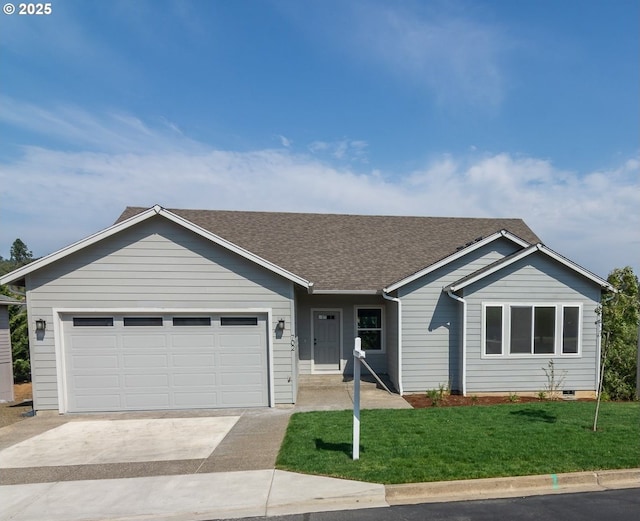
444,243,615,293
115,206,541,291
0,295,21,306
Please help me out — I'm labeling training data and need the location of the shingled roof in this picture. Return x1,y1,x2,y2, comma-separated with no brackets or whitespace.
117,207,541,291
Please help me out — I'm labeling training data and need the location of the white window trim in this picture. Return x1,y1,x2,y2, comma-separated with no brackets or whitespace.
354,305,385,353
481,302,582,359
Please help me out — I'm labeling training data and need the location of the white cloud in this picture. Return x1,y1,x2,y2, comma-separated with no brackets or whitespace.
0,103,637,278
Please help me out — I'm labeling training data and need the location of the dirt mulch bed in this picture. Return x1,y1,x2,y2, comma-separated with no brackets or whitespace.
0,382,33,429
404,393,593,408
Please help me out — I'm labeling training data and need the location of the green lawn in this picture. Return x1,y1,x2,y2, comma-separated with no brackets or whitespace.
276,402,640,484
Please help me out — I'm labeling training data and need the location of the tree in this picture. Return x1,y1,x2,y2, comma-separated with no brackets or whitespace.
10,238,33,265
1,238,34,382
600,266,639,400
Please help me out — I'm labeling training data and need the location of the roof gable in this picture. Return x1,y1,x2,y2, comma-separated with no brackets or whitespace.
0,205,311,289
444,243,615,293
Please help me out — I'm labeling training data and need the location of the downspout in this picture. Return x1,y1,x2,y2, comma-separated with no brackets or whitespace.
382,291,403,395
446,290,467,396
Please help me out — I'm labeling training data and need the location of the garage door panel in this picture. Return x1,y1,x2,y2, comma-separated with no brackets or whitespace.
173,373,216,386
172,354,215,368
173,392,219,407
75,394,122,410
219,333,262,348
123,335,166,348
75,375,120,389
63,313,269,412
71,335,117,349
124,374,170,388
220,353,263,366
220,371,263,385
125,393,170,408
123,354,168,368
171,334,215,348
221,391,263,407
72,355,119,369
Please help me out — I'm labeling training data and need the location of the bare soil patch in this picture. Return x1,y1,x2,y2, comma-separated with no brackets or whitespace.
0,382,33,428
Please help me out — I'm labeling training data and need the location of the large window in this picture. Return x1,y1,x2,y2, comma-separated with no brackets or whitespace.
484,304,581,356
356,307,383,351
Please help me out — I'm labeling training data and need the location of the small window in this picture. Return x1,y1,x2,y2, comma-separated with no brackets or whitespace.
220,317,258,326
562,306,580,354
356,308,383,351
124,317,163,327
173,317,212,326
485,306,502,355
73,317,114,327
318,314,336,320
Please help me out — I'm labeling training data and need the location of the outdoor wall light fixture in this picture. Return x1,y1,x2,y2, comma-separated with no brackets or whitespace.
35,319,46,331
277,319,285,330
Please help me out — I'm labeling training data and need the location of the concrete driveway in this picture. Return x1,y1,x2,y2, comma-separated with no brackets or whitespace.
0,375,407,485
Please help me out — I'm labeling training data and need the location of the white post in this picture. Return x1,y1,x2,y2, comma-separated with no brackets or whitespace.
353,337,365,460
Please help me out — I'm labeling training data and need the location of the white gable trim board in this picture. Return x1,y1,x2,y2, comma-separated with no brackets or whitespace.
0,205,312,290
53,308,275,413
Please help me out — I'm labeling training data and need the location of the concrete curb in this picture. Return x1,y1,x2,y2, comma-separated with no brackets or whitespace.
385,468,640,505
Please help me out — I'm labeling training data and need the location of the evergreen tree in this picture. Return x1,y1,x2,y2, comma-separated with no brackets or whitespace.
601,266,639,400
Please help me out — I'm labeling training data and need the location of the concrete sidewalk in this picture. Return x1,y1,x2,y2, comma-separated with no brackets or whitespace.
0,469,388,521
2,467,638,521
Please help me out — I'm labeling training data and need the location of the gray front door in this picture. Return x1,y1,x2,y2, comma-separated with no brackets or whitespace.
313,310,341,372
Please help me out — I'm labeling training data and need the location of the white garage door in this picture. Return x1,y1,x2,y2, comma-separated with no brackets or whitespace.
62,313,269,412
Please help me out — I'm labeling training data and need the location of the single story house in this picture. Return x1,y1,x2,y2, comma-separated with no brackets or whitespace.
0,205,614,414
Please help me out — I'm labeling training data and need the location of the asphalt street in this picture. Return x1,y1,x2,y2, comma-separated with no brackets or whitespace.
225,488,640,521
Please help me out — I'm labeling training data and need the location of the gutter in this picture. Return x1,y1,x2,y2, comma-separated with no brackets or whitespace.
382,291,403,395
446,290,467,396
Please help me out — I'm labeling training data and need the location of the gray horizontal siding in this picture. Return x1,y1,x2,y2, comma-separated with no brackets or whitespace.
399,239,520,393
0,307,11,365
26,216,296,410
463,254,601,393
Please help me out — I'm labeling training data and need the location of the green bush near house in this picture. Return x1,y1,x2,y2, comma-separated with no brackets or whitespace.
276,402,640,484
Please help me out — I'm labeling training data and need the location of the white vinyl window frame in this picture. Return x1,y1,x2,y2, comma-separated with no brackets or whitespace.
481,303,582,358
354,306,385,353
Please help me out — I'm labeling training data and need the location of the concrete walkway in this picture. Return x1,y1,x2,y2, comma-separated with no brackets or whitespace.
0,377,638,521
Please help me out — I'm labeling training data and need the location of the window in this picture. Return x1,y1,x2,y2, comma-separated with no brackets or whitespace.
221,317,258,326
483,304,581,356
123,317,163,327
485,306,502,355
562,306,580,354
356,307,383,351
173,317,212,326
73,317,114,327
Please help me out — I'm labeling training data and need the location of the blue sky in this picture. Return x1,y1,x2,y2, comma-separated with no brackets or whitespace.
0,0,638,278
